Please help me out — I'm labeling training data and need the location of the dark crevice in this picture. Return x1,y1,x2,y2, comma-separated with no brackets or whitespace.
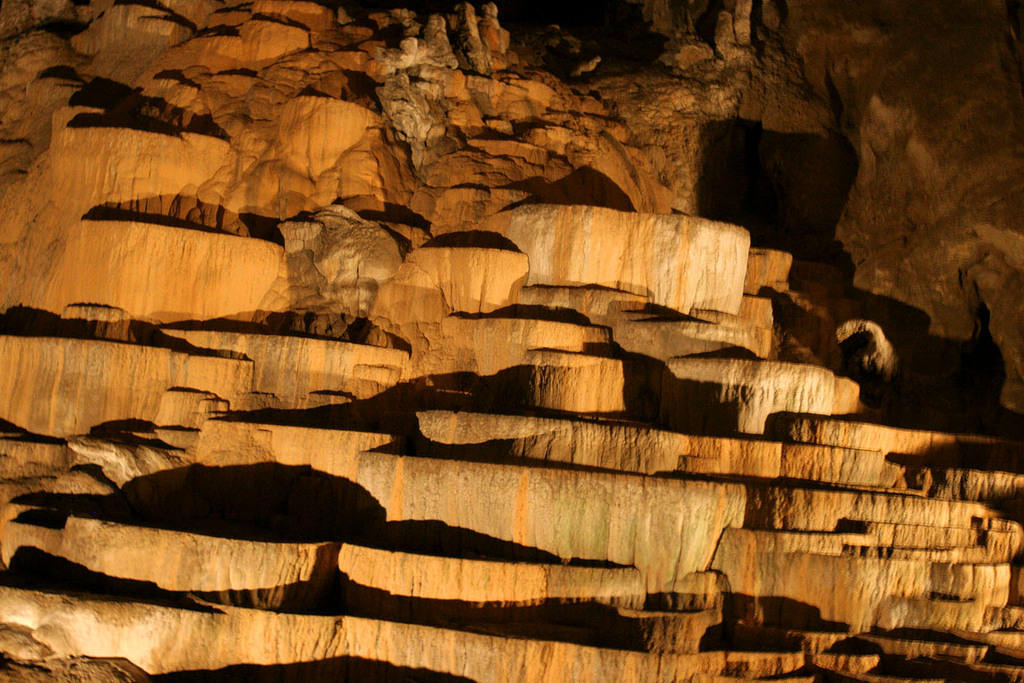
81,197,282,245
38,65,84,81
251,12,310,31
504,167,636,212
156,660,474,683
39,20,88,38
697,119,858,272
196,24,241,37
5,548,217,611
423,230,520,250
153,69,201,88
0,306,248,360
159,313,401,348
119,462,565,564
347,200,431,231
67,78,228,140
955,302,1006,433
1008,0,1022,38
724,593,847,632
126,6,197,32
696,0,726,46
453,304,594,326
340,578,661,649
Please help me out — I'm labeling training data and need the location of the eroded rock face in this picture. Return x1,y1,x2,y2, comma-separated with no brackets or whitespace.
280,204,403,317
587,0,1024,419
0,1,1022,681
777,1,1024,416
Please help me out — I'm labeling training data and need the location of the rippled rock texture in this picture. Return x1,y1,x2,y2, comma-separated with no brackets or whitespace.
1,1,1023,681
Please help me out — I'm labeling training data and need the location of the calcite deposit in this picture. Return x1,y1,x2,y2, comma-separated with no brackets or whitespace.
0,0,1023,681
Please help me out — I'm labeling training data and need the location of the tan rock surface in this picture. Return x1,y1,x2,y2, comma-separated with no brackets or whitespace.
2,220,284,323
162,329,408,402
413,316,610,377
0,437,69,481
65,438,187,487
662,358,862,434
520,350,627,414
338,544,645,607
0,336,252,436
1,511,338,609
190,420,746,594
280,204,402,317
486,204,750,315
418,409,783,477
744,248,793,294
372,243,529,331
712,526,1013,632
0,586,812,681
609,311,773,360
0,2,1023,680
517,284,649,321
778,414,1024,462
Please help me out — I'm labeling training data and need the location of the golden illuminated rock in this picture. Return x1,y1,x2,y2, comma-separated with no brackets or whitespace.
486,204,750,315
0,1,1023,680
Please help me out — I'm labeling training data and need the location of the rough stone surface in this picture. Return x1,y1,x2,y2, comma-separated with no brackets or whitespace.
0,2,1022,681
486,204,750,315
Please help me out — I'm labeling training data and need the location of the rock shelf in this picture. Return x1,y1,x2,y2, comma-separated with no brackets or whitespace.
0,1,1022,681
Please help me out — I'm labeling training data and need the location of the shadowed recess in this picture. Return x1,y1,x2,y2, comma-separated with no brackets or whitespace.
697,121,858,270
68,78,228,139
5,547,223,611
339,579,693,649
423,231,520,250
154,659,475,683
82,195,283,244
152,69,201,88
111,0,197,31
121,463,568,564
505,167,636,212
0,307,247,360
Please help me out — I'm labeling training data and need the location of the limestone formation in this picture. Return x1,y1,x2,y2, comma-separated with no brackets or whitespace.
0,1,1022,681
449,2,492,76
337,543,646,607
1,509,340,610
836,318,899,383
0,335,253,437
485,204,750,315
662,358,861,434
161,328,408,403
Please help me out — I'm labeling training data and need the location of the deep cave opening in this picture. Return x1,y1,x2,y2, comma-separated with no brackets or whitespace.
696,120,778,241
347,0,611,25
965,303,1002,369
38,19,89,38
344,0,666,62
697,118,859,272
1008,0,1023,38
694,0,724,45
958,302,1007,425
489,0,612,26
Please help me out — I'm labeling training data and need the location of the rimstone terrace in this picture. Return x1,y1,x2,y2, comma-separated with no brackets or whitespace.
0,1,1023,681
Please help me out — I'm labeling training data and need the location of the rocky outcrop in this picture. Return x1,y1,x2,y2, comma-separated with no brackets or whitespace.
337,543,646,606
486,204,750,315
0,2,1022,681
589,0,1024,421
1,509,340,610
0,335,253,437
280,204,403,317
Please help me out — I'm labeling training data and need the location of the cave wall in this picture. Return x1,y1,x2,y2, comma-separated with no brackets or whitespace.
583,0,1024,417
